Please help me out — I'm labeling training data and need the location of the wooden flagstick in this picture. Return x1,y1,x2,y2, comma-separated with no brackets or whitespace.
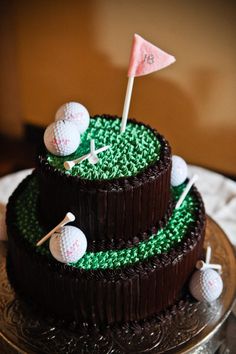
36,212,75,246
64,145,110,170
175,174,198,209
120,76,134,133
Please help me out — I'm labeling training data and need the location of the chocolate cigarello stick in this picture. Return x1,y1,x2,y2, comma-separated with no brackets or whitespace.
196,260,222,271
36,212,75,246
175,174,199,209
64,145,110,170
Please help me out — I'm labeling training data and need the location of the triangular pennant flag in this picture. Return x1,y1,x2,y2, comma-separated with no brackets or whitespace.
128,34,176,77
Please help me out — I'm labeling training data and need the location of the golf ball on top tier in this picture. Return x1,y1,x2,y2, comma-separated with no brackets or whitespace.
171,155,188,187
189,268,223,302
44,120,80,156
55,102,90,134
49,225,87,264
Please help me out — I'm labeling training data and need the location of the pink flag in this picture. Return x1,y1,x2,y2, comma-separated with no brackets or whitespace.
128,34,176,77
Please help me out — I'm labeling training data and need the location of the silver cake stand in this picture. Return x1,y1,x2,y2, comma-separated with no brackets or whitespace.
0,217,235,354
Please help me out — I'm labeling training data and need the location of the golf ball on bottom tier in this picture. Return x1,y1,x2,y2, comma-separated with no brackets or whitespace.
171,155,188,187
55,102,90,134
44,120,80,156
189,268,223,302
49,225,87,264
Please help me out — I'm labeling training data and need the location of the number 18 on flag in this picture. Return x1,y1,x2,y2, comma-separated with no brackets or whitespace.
120,34,176,133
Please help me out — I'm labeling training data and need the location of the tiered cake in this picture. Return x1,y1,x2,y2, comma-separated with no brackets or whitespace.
6,114,206,327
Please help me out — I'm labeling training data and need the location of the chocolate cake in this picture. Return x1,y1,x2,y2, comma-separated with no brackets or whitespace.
6,114,206,328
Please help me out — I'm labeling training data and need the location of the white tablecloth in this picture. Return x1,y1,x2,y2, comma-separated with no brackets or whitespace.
0,166,236,246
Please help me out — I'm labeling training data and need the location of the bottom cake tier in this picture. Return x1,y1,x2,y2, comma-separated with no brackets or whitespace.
6,172,206,327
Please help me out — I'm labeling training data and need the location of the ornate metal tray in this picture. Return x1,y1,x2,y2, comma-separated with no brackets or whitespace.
0,217,235,354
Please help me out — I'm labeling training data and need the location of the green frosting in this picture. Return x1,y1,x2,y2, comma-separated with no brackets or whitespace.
46,117,161,180
13,175,198,270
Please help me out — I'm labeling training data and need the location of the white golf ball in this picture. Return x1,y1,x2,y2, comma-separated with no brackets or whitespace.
44,120,80,156
171,155,188,187
189,268,223,302
49,225,87,264
55,102,90,134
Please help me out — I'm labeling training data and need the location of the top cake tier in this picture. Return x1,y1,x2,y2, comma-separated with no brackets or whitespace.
37,115,172,251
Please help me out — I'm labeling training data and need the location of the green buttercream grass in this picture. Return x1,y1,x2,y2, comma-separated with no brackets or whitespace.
13,175,198,270
46,117,161,180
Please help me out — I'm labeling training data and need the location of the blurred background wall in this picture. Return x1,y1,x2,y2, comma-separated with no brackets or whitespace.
0,0,236,174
